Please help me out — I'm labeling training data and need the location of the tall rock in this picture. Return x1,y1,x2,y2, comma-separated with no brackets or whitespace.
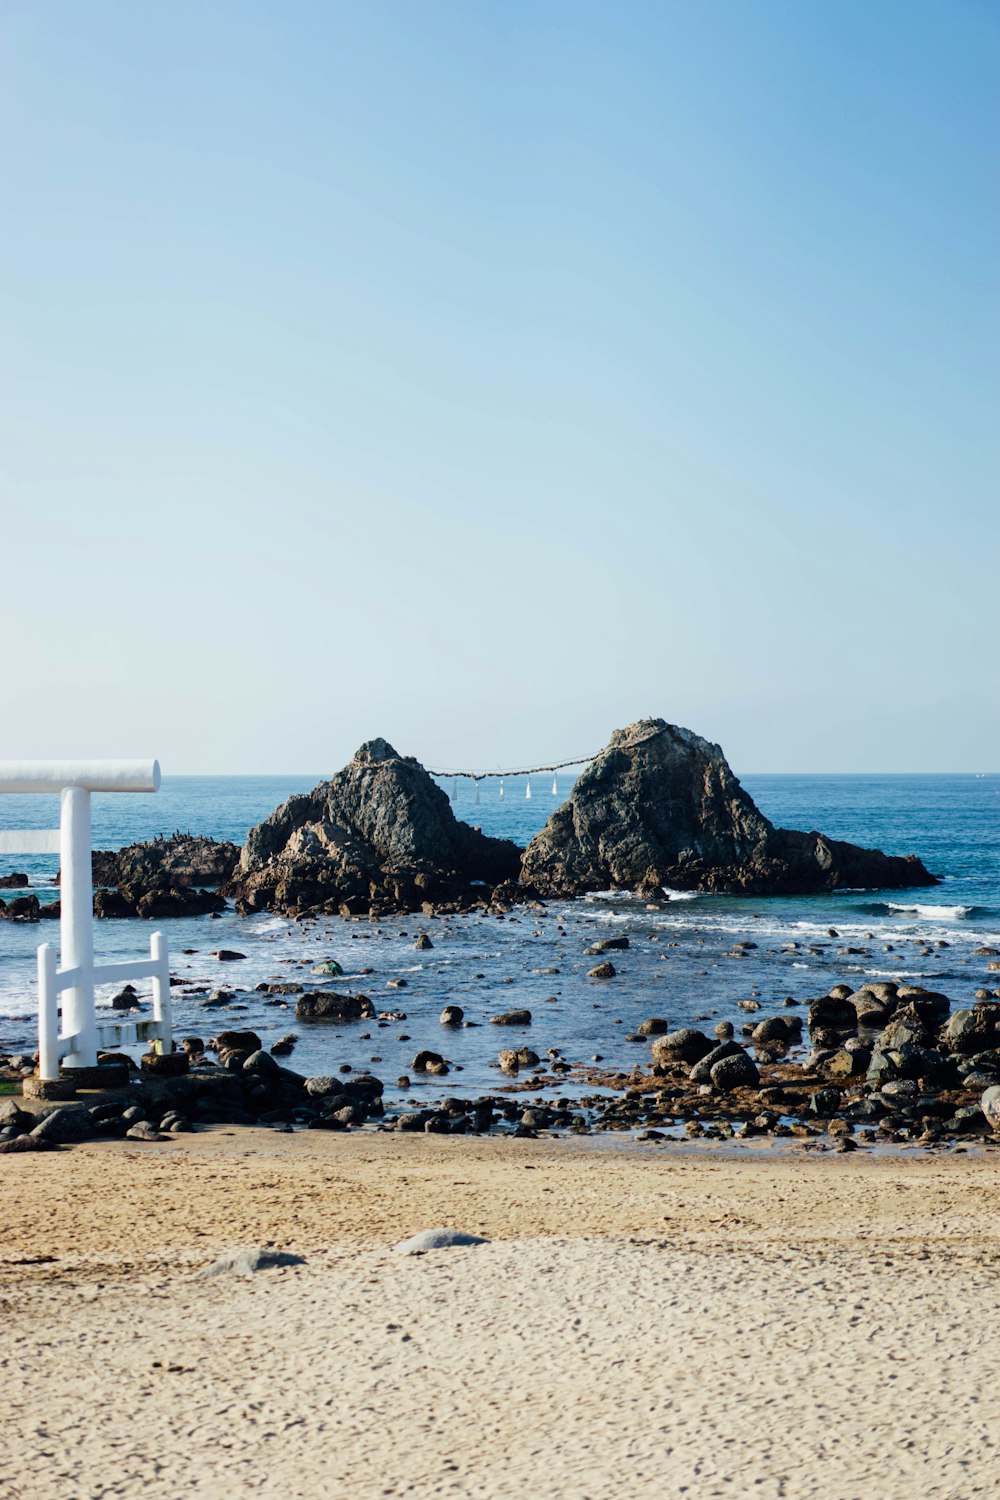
521,719,937,897
228,739,522,916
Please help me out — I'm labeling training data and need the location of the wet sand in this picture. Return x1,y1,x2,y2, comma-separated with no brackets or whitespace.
2,1131,999,1499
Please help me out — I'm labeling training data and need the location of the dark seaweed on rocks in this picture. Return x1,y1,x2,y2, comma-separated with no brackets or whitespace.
520,719,937,898
228,739,522,917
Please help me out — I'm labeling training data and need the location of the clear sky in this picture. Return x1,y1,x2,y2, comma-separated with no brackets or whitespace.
1,0,996,774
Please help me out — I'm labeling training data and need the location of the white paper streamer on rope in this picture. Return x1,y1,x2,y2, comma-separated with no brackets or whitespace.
499,778,504,799
525,777,532,799
552,772,558,796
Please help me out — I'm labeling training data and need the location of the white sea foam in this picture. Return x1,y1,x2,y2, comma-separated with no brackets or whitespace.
662,888,702,902
887,903,973,921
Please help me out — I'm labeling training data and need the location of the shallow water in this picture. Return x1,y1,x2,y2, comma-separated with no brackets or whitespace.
1,772,997,1111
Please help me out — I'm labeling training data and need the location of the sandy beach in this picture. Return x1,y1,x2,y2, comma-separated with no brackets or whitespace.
2,1132,999,1500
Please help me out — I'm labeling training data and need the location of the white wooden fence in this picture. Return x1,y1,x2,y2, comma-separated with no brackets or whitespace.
0,760,172,1080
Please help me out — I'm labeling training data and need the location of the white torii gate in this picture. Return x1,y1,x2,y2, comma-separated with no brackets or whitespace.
0,760,172,1081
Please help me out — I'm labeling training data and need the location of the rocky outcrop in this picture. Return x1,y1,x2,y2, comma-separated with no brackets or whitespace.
521,719,936,898
0,894,41,922
88,834,240,890
228,739,522,916
48,834,241,920
92,886,226,919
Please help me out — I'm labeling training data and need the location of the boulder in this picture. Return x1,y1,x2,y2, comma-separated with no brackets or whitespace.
689,1039,743,1083
211,1030,263,1055
982,1086,1000,1134
710,1050,760,1091
227,739,522,916
295,992,376,1022
490,1010,532,1026
30,1106,92,1145
521,719,936,897
894,987,951,1027
0,872,28,889
808,996,858,1032
412,1050,446,1072
650,1028,714,1066
820,1046,871,1080
587,962,616,979
305,1076,346,1099
945,1004,1000,1056
0,895,40,922
751,1016,801,1044
876,1005,932,1052
586,936,630,954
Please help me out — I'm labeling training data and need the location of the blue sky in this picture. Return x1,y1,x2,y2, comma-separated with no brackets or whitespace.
1,0,996,773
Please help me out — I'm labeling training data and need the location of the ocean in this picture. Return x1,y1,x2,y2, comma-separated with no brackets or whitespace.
1,772,998,1104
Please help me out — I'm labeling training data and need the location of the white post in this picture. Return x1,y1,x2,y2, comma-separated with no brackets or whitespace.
150,930,172,1055
60,785,96,1068
37,943,60,1081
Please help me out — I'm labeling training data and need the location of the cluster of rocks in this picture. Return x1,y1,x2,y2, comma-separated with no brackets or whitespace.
7,720,935,924
226,722,934,918
5,969,1000,1152
564,979,1000,1147
87,834,235,919
0,887,226,922
1,833,235,923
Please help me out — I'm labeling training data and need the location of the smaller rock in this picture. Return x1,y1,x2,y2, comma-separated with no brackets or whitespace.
197,1248,306,1277
412,1050,446,1072
585,936,630,954
393,1228,489,1254
709,1050,759,1091
305,1076,346,1099
982,1085,1000,1134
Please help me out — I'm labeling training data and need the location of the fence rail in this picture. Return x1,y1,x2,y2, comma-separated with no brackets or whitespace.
37,930,172,1081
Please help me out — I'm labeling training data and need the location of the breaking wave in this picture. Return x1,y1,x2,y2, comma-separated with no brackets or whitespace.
886,903,975,921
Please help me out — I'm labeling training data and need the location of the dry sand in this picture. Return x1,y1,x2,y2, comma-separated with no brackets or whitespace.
2,1130,1000,1500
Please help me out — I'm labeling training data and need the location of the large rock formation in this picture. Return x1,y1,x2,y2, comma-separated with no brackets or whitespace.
228,739,522,916
521,719,937,898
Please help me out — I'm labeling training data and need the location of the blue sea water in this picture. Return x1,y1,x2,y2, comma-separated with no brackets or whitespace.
1,772,998,1104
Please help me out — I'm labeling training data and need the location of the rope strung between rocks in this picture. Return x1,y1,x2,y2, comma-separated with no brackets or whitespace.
428,755,598,782
429,728,663,782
